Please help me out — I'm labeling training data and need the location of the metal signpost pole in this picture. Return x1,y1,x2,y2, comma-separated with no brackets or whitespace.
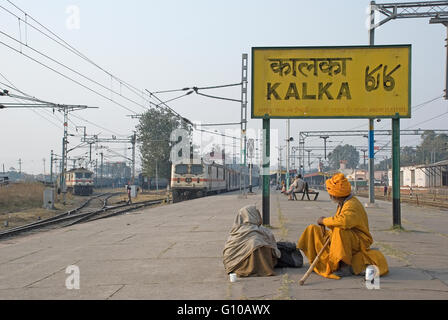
392,115,401,226
262,116,270,226
286,119,290,187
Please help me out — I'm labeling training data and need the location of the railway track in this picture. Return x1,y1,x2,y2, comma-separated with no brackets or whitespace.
356,192,448,210
0,192,165,240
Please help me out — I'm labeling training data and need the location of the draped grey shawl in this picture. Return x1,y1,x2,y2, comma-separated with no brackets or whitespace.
222,205,281,274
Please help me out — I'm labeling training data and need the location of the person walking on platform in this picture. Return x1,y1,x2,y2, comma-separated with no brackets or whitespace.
297,173,388,279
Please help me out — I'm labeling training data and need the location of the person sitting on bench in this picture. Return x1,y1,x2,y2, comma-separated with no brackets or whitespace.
286,175,305,200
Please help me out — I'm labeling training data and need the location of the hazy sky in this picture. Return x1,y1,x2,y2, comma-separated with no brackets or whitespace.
0,0,447,174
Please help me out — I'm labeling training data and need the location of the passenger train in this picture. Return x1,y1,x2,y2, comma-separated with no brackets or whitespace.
58,167,94,196
170,160,259,202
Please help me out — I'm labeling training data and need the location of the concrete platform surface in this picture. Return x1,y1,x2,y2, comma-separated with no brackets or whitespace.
0,188,447,300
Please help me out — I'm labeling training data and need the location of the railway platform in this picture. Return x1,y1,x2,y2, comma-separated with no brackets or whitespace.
0,188,447,299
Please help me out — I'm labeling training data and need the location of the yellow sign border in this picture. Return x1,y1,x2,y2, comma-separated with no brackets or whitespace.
251,45,411,119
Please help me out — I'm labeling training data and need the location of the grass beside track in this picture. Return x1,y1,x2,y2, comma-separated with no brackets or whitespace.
0,184,126,231
0,182,47,214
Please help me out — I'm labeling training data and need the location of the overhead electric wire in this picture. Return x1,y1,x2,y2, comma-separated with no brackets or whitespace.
0,89,61,129
0,38,141,115
197,122,241,127
412,95,444,112
346,95,444,131
0,74,68,130
151,82,242,94
1,1,145,100
0,1,163,112
193,91,242,103
0,29,149,113
1,0,230,141
70,113,126,137
404,110,448,129
191,82,242,91
195,127,240,140
0,76,82,131
1,1,220,134
104,147,132,161
145,89,192,125
375,95,444,130
155,90,194,106
30,106,61,129
152,87,191,94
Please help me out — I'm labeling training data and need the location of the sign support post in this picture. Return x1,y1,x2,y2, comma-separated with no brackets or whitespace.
392,116,401,227
262,116,270,226
368,119,376,206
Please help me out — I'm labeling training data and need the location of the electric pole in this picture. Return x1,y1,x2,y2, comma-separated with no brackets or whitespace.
155,159,159,191
240,53,248,195
131,132,136,185
361,148,368,169
100,152,103,190
305,149,312,173
50,150,54,184
320,136,330,160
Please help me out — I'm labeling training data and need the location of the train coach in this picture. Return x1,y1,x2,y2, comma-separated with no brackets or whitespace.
170,161,259,202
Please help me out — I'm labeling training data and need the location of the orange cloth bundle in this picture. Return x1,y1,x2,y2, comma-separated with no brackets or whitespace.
326,173,351,197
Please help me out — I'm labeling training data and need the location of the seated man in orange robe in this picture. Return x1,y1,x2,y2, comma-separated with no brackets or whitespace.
297,173,388,279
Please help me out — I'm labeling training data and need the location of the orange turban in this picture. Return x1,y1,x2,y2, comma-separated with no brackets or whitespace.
326,173,351,197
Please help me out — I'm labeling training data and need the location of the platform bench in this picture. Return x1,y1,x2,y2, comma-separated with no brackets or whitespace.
292,182,319,201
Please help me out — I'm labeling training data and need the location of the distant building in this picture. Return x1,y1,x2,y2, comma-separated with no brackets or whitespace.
346,169,367,181
387,165,426,187
386,161,448,188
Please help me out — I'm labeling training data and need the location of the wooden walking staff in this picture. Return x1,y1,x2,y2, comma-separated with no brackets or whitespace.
299,225,330,286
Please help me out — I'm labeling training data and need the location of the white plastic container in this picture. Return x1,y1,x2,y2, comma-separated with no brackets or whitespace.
365,265,380,289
